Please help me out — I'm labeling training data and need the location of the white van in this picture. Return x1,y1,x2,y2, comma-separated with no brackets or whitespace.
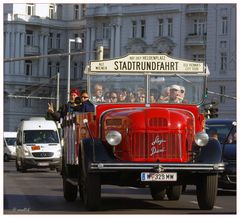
15,117,62,172
4,132,17,161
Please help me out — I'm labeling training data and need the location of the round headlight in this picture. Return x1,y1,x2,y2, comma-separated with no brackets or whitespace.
194,131,209,147
106,130,122,146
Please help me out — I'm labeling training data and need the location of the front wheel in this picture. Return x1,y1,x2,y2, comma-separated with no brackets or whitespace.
196,174,218,210
166,185,182,200
82,172,101,211
150,185,166,200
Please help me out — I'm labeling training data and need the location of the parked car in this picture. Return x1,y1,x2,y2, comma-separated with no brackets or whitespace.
4,132,17,161
206,119,236,190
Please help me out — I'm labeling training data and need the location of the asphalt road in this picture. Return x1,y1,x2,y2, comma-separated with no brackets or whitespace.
3,161,236,214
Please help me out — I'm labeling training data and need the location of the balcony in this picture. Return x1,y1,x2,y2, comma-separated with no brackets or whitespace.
94,39,110,49
186,4,208,15
185,34,206,47
24,45,40,55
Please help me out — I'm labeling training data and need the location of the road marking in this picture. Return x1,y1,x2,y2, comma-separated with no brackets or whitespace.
190,201,223,209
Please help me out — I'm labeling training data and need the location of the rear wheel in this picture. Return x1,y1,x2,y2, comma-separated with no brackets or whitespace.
196,174,218,210
150,185,166,200
166,185,182,200
62,157,78,202
4,154,9,162
63,177,78,202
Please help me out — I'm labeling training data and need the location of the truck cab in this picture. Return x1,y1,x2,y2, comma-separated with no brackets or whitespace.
62,54,224,211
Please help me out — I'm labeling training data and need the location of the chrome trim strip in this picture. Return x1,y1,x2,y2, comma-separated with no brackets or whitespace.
90,162,224,171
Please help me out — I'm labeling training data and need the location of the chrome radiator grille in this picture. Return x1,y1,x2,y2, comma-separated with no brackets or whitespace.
130,132,182,159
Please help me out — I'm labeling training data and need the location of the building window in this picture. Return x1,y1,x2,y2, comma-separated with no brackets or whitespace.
141,20,146,38
74,4,79,20
103,23,110,39
221,17,228,34
56,33,61,49
167,18,173,37
74,33,81,49
193,19,206,35
220,85,226,103
24,98,32,108
81,4,86,17
132,20,137,38
81,32,85,49
48,62,52,78
73,63,78,79
56,62,60,73
80,62,84,79
193,54,205,62
220,40,227,49
158,19,164,36
220,52,227,72
26,30,33,46
57,4,63,19
49,32,53,49
25,60,32,76
26,4,34,16
49,4,54,19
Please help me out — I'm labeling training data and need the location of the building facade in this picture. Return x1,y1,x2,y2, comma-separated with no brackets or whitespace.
3,3,236,131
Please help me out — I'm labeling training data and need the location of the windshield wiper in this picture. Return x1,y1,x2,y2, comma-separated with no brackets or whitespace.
175,74,192,83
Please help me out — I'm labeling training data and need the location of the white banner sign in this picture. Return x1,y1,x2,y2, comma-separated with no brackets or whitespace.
90,54,204,73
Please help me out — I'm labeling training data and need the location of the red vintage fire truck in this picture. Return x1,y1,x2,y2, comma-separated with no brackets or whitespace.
62,54,224,211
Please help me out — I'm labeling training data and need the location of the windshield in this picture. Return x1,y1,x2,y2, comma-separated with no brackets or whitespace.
89,74,205,105
206,122,236,144
5,138,16,146
24,130,59,144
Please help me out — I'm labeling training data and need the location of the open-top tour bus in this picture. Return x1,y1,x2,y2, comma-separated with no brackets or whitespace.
62,54,224,211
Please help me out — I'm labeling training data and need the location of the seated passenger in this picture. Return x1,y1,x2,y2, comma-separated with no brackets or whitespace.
178,86,188,103
92,83,105,103
118,89,128,103
158,86,170,102
110,91,118,103
104,91,111,103
159,85,182,103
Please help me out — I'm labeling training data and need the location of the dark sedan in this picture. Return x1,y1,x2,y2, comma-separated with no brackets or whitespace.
206,119,236,190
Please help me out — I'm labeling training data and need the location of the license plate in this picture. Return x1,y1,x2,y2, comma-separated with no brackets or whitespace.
141,172,177,181
31,145,40,151
38,162,49,166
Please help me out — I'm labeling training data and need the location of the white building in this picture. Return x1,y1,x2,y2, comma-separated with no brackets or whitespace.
3,3,236,131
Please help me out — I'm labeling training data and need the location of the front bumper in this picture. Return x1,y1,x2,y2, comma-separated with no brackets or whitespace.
22,158,61,168
89,162,225,173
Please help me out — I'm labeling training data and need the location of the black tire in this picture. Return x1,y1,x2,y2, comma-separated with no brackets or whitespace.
63,177,78,202
62,154,78,202
4,154,9,162
82,172,101,211
196,174,218,210
166,185,182,200
150,185,166,200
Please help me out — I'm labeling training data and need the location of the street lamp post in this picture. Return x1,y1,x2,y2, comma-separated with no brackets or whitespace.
67,37,82,102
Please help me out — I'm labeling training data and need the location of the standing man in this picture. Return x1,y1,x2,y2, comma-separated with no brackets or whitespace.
47,88,81,121
80,90,95,112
